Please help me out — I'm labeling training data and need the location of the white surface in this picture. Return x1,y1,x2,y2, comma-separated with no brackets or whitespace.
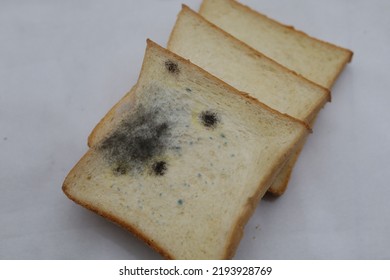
1,0,389,260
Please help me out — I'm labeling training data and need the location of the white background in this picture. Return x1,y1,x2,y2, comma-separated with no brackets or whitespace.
1,0,389,259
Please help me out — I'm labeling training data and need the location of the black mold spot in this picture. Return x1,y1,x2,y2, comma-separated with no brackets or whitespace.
177,199,183,205
114,164,127,175
99,106,170,175
165,60,179,74
185,87,192,92
200,110,219,128
152,161,167,176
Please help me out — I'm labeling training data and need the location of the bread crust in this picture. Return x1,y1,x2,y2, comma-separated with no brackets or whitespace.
268,134,308,196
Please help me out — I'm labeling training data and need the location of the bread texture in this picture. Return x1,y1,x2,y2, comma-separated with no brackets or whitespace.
199,0,353,89
63,40,310,259
167,6,330,195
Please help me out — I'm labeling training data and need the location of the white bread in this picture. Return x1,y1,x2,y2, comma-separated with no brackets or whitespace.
167,6,329,195
199,0,353,89
63,40,310,259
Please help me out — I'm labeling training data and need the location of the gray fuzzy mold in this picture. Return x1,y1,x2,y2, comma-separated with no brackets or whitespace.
98,104,172,176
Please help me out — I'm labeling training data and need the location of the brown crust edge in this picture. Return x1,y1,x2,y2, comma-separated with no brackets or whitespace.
267,112,318,196
267,134,308,196
326,51,353,89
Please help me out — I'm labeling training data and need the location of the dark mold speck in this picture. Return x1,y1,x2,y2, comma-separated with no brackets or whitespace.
114,164,127,175
177,199,183,205
185,88,192,92
200,110,219,129
165,60,179,74
152,161,167,176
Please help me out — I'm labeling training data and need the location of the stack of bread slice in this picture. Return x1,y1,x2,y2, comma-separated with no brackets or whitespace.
63,0,352,259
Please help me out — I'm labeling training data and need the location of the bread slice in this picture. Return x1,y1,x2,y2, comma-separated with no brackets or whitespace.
167,6,328,195
199,0,353,89
63,40,310,259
